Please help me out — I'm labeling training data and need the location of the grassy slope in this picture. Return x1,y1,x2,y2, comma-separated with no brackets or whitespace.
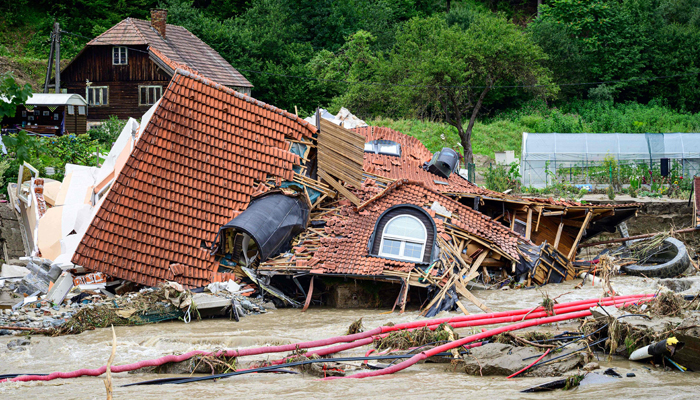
0,11,56,91
370,102,700,160
370,117,526,159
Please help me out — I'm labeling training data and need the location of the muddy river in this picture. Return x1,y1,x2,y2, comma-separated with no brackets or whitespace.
2,276,698,399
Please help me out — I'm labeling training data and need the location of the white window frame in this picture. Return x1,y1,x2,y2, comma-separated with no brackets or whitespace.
378,214,427,262
113,46,128,65
67,105,75,115
139,85,163,106
86,86,109,106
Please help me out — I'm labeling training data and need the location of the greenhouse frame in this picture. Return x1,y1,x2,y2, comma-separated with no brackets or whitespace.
520,132,700,188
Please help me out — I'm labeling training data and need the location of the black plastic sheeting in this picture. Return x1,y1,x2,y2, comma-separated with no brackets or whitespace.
212,191,310,262
515,242,542,277
424,287,459,318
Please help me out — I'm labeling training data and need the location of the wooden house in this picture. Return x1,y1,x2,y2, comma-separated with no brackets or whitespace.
60,9,252,121
1,93,88,136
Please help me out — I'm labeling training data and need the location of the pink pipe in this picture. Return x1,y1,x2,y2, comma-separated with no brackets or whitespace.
323,310,594,380
265,296,645,367
3,294,650,383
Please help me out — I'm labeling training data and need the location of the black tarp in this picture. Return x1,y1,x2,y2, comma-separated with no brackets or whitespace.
213,191,310,262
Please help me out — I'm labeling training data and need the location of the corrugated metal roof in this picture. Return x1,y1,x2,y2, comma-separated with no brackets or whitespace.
25,93,88,106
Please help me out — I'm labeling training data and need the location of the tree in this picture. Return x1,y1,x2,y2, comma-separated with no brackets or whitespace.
0,72,32,120
384,14,556,164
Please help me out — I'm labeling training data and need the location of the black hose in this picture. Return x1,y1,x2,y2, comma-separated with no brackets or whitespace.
0,373,47,379
521,313,650,361
529,337,609,369
122,352,460,386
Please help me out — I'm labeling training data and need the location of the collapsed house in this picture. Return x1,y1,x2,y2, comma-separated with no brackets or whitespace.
9,69,642,313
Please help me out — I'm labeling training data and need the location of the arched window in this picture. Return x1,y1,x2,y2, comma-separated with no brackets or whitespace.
378,215,427,261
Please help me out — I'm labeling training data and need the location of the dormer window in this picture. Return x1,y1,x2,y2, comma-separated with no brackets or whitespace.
364,140,401,157
369,205,437,264
113,47,128,65
379,215,427,261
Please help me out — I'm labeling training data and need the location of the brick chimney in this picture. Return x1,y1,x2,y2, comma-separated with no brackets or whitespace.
150,9,167,38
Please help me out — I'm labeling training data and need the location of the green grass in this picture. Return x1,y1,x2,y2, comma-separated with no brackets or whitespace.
369,100,700,160
369,117,527,159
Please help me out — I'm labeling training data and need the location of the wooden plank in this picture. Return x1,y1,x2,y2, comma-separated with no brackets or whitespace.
553,222,564,250
318,143,364,164
567,211,593,260
454,280,492,313
318,169,361,206
317,118,364,189
316,152,363,188
455,300,470,315
525,208,533,240
467,250,489,278
319,119,364,146
535,207,543,232
542,211,566,216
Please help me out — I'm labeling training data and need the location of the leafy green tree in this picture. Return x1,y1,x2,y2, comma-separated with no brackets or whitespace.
0,72,32,120
353,14,555,164
3,130,43,165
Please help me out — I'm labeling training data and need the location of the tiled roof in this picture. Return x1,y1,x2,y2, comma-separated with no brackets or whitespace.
88,18,252,88
357,127,641,211
355,126,495,196
309,180,522,276
72,69,316,287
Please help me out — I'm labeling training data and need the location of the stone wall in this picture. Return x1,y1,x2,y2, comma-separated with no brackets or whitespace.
0,203,26,262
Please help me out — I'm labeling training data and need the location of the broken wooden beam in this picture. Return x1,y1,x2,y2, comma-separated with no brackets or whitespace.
567,210,593,260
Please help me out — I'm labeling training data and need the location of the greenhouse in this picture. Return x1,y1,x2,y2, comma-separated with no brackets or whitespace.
520,132,700,188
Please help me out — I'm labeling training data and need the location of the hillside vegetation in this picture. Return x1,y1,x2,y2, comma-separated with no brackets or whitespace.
2,0,700,160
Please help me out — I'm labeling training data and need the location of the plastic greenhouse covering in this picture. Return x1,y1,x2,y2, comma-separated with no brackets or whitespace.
520,132,700,187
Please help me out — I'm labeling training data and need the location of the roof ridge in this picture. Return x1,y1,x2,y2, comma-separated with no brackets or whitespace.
128,17,150,44
173,69,317,135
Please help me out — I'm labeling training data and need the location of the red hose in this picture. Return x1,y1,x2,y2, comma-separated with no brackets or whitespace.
3,294,651,383
506,349,551,379
273,296,645,366
323,310,594,380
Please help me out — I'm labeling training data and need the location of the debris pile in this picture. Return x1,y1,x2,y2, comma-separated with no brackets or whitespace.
1,268,271,336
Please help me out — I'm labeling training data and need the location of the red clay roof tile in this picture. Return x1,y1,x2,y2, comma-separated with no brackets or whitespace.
72,70,315,288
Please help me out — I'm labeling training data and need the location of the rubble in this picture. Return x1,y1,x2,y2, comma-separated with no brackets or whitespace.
0,279,271,336
454,342,585,377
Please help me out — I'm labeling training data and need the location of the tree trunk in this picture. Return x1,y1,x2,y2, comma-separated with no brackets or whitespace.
456,123,472,166
446,0,451,13
461,86,491,166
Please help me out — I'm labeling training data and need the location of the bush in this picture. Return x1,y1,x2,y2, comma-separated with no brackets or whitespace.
87,115,126,149
607,185,616,201
484,162,521,193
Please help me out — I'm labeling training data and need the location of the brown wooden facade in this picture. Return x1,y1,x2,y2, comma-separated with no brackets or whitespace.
2,105,87,136
62,45,171,121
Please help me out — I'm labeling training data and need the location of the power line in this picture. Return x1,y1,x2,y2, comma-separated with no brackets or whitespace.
60,29,700,90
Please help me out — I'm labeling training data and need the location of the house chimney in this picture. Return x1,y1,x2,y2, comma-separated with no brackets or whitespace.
150,9,167,38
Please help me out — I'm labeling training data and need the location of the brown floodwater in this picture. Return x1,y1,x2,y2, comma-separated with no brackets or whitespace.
2,276,698,399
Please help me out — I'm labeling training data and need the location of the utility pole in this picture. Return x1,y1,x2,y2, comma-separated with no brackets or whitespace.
54,22,61,93
43,22,61,93
43,30,55,93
